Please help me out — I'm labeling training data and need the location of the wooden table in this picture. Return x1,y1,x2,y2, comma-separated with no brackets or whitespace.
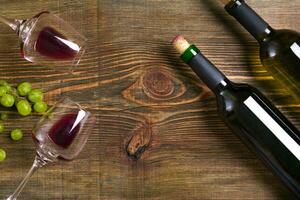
0,0,299,199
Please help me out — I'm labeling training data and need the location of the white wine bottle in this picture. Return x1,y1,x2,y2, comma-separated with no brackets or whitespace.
222,0,300,100
173,35,300,198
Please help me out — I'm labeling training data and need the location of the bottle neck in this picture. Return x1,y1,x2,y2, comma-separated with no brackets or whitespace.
225,0,274,43
182,45,228,93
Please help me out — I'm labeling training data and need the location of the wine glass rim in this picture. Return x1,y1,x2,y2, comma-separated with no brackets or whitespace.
54,97,84,109
72,42,86,66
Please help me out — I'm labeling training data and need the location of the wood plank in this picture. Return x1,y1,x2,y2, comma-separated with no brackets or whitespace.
0,0,299,199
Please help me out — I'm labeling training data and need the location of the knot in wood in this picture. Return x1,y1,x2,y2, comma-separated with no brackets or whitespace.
126,122,152,160
142,70,174,98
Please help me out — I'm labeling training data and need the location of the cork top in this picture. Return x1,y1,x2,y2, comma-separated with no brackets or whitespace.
172,35,191,55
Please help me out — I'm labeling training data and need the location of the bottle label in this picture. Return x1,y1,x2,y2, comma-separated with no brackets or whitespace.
290,42,300,59
244,96,300,161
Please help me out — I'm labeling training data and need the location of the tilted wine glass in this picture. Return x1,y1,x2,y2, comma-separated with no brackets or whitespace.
0,12,86,67
6,97,94,200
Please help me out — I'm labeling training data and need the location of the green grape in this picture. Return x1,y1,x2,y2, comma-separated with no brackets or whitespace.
0,94,14,107
0,149,6,162
0,123,4,133
16,100,32,116
0,113,8,120
0,86,7,97
10,129,23,141
28,89,43,103
0,80,8,86
0,81,12,93
17,82,31,96
34,101,48,113
4,85,12,93
0,81,7,86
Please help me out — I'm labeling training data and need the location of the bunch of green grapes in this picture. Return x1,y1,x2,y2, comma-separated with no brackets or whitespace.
0,81,48,115
0,80,49,162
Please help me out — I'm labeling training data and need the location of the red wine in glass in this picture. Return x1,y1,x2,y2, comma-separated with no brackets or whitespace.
35,27,78,60
48,113,81,148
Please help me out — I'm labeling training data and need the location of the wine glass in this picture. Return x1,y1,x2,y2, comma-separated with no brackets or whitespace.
0,12,86,67
6,97,94,200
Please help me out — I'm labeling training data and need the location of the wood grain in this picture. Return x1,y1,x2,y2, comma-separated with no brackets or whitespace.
0,0,300,199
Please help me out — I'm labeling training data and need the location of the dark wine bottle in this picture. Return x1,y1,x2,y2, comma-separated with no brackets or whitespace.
172,36,300,198
223,0,300,100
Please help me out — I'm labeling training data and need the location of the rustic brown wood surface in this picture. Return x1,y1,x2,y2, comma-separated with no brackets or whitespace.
0,0,299,199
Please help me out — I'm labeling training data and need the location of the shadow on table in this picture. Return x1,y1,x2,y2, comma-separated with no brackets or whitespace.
0,24,19,48
197,0,257,70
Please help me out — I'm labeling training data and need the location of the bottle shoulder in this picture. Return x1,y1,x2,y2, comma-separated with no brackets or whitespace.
216,83,258,116
262,29,300,43
259,29,300,77
218,83,255,101
260,29,300,57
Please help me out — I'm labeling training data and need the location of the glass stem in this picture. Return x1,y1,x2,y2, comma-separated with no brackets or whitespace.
0,15,23,32
6,155,48,200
